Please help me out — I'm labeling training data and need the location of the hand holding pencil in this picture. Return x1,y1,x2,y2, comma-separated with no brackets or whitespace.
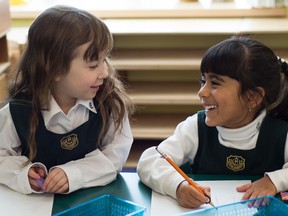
155,147,216,209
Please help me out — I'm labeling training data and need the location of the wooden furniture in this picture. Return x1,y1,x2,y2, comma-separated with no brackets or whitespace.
0,0,11,103
10,0,287,20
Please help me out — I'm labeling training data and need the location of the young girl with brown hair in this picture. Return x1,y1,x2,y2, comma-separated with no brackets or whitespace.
0,5,134,194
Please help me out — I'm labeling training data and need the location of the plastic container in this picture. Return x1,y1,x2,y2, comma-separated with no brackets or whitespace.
52,194,146,216
180,196,288,216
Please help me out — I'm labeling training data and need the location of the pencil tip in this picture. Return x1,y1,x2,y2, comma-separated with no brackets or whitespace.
210,201,217,209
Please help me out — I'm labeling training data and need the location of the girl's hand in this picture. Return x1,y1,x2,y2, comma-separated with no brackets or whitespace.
176,180,211,208
236,175,277,207
43,167,69,194
28,166,46,191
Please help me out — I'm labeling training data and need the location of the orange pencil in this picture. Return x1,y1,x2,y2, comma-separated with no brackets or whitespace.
155,147,216,208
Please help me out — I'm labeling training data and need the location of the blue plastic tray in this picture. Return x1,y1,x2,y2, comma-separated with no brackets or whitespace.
52,194,146,216
180,196,288,216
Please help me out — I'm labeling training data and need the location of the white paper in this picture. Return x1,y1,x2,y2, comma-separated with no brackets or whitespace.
0,184,54,216
151,180,251,216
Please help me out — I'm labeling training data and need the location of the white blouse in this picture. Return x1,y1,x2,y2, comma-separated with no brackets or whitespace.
137,110,288,199
0,97,133,194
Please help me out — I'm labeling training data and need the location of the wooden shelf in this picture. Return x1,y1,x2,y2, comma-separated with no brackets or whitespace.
112,49,203,70
127,81,201,105
0,73,8,102
131,112,190,139
112,48,288,72
0,62,10,74
0,36,9,64
104,18,288,36
125,139,161,168
91,7,287,19
10,1,286,19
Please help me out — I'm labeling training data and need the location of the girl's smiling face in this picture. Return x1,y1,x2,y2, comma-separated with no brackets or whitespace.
198,73,256,129
53,42,109,111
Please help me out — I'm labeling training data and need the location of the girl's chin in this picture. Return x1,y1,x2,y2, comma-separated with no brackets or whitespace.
81,93,97,101
205,119,218,127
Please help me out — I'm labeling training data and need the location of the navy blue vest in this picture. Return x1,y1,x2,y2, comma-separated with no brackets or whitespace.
192,110,287,175
9,98,102,170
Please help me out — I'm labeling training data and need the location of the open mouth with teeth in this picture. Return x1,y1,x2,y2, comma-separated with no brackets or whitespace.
205,105,217,111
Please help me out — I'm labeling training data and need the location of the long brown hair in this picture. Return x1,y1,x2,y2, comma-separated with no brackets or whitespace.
9,5,134,165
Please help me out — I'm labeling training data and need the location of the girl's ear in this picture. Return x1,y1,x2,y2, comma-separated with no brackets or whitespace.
247,87,265,109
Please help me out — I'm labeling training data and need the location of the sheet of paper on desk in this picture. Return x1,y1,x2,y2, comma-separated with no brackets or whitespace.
0,184,54,216
151,180,251,216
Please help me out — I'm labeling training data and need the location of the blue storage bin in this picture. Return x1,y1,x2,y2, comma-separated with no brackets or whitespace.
52,194,145,216
180,196,288,216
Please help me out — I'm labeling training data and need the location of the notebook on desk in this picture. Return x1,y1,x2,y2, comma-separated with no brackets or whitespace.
0,184,54,216
150,180,251,216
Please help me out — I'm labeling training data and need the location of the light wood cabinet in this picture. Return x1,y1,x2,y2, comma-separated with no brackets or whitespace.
0,0,11,103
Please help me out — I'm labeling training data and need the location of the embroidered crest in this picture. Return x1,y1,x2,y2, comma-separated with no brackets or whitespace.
60,134,79,150
226,155,245,172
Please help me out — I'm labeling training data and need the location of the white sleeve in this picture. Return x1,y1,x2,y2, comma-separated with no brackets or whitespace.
266,133,288,193
0,104,34,194
54,114,133,193
137,114,199,199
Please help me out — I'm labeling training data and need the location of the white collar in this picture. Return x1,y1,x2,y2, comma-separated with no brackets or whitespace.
42,96,97,124
216,109,266,142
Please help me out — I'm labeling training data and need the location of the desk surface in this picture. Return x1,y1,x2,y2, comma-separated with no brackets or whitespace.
52,172,261,215
52,172,151,215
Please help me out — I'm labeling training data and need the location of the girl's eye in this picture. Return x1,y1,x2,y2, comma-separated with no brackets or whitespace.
89,65,98,69
210,81,221,89
199,79,206,86
88,61,99,69
211,80,220,86
89,57,106,68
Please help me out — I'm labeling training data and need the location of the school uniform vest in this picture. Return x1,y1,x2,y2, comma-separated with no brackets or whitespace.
9,98,102,170
192,110,288,175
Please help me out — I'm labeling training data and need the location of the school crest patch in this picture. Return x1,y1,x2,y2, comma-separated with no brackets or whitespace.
60,134,79,150
226,155,245,172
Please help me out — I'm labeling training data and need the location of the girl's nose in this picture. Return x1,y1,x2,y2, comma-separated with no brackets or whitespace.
99,64,109,79
198,84,209,99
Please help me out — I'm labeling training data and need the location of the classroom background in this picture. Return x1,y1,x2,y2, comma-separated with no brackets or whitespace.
1,0,288,171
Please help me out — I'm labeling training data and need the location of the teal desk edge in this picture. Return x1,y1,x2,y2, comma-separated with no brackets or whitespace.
52,172,262,215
